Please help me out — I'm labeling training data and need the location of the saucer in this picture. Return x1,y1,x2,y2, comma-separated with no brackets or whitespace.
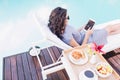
79,68,98,80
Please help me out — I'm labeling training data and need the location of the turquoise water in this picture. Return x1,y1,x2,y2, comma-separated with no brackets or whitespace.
0,0,120,79
0,0,120,26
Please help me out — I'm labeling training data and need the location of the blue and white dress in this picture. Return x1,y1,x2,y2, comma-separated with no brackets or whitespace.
61,25,108,46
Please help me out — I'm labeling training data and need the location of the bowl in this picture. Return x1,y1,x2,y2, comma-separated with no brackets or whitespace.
95,62,113,78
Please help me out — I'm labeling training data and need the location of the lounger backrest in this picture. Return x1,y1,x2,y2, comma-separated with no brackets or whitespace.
33,14,72,50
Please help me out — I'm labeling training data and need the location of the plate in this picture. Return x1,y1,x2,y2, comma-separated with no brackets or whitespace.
79,68,98,80
69,49,88,65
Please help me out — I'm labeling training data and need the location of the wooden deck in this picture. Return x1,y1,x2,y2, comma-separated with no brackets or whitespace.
3,46,120,80
3,46,69,80
103,48,120,75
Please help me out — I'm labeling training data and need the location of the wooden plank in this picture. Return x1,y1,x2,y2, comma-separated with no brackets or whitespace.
48,47,58,62
42,48,53,65
26,53,38,80
16,54,25,80
103,48,120,59
62,70,70,79
56,70,68,80
10,56,18,80
114,48,120,53
103,51,116,59
51,46,61,59
32,56,43,80
108,57,120,75
39,50,47,66
4,57,12,80
111,56,120,75
112,56,120,65
48,72,60,80
21,53,32,80
56,47,62,54
117,54,120,59
108,57,119,67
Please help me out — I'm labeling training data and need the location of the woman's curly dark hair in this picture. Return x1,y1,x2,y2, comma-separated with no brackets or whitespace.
48,7,67,39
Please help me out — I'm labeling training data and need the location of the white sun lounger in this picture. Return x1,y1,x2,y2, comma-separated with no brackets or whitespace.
34,16,120,52
32,14,120,80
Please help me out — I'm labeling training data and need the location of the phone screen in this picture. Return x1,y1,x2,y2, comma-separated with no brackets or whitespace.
84,19,95,30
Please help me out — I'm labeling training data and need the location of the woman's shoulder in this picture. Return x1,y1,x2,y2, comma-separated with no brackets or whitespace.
63,25,75,35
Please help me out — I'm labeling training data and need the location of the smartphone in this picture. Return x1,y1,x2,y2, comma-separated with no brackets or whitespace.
84,19,95,30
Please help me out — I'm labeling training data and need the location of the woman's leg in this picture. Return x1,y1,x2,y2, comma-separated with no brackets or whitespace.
105,23,120,35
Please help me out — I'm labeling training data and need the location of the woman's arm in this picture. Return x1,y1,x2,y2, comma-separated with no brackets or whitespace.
69,38,80,47
78,25,85,32
82,29,93,45
69,29,93,47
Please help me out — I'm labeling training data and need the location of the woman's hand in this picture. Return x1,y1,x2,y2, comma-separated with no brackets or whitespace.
82,28,93,45
86,28,93,37
78,25,85,31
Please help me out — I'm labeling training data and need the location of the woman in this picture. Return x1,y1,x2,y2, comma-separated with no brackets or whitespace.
48,7,120,47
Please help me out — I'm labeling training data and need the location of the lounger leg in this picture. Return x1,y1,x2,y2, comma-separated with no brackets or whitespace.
42,71,47,80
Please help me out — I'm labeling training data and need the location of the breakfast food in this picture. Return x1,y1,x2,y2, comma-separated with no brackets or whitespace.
96,62,113,77
71,50,85,60
69,49,88,65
